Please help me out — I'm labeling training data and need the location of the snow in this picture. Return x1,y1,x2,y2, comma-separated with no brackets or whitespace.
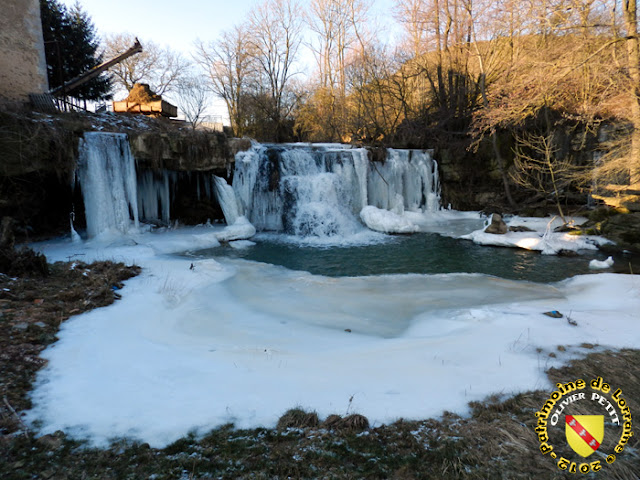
360,206,420,234
589,256,614,269
25,225,640,448
355,209,612,256
461,215,612,255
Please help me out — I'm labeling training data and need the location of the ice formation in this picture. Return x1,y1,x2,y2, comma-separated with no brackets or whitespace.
75,138,440,240
233,144,440,236
137,170,174,225
76,132,139,237
213,176,240,225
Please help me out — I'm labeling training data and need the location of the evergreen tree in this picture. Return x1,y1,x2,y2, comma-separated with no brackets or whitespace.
40,0,111,101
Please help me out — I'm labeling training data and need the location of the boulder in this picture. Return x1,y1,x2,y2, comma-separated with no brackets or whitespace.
509,225,534,232
600,213,640,252
484,213,508,234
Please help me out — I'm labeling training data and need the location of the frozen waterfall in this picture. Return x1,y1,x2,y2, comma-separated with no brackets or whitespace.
75,136,440,240
77,132,139,238
232,144,440,236
213,176,240,225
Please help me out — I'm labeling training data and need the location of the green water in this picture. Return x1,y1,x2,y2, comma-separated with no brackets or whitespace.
193,233,623,283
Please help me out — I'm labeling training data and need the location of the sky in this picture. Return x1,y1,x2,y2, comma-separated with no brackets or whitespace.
58,0,399,59
59,0,263,55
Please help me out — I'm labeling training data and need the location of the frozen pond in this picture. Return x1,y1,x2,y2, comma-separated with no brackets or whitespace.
193,231,613,283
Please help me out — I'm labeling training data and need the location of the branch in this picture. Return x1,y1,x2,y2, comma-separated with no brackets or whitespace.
3,396,30,438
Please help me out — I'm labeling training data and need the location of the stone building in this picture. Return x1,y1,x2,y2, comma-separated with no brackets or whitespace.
0,0,49,103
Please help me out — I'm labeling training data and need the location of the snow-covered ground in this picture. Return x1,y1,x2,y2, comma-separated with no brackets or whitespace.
24,216,640,448
361,207,612,256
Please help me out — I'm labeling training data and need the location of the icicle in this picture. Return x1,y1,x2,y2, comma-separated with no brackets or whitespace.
136,170,173,226
353,149,369,211
69,212,81,243
77,132,139,238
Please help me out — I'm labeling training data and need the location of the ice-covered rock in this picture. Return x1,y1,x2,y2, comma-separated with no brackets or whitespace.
589,256,614,269
215,216,256,242
360,206,420,234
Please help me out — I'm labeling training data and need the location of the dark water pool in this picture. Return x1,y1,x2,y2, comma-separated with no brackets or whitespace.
192,233,630,283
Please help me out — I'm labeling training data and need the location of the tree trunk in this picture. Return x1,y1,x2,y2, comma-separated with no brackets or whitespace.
479,73,517,209
624,0,640,185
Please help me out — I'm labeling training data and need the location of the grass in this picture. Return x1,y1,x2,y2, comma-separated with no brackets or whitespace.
1,259,639,479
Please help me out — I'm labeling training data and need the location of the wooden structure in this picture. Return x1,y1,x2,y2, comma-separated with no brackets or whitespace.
112,99,178,118
49,39,143,97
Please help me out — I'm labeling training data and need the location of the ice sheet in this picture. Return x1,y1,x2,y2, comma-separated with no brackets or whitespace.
24,227,640,448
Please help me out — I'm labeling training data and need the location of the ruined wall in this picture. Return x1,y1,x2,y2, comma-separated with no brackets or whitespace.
0,0,49,103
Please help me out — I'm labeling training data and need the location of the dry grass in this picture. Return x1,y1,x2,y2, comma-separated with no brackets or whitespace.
276,408,320,430
321,413,370,432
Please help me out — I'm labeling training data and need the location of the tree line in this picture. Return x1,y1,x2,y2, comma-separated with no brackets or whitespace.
41,0,640,207
195,0,640,205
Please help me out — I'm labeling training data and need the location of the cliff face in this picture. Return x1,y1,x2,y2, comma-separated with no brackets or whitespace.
130,131,250,173
435,123,603,214
0,111,247,238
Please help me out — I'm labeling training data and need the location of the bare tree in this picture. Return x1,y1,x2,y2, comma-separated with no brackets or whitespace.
511,131,578,223
394,0,431,58
304,0,373,140
176,75,211,130
193,25,256,137
248,0,304,140
104,33,190,97
623,0,640,185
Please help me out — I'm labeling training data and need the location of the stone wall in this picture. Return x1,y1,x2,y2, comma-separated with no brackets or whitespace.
130,131,250,173
0,0,48,103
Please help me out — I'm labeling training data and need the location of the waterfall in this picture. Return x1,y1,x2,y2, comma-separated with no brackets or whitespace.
232,144,440,237
75,135,439,240
213,176,240,225
77,132,139,238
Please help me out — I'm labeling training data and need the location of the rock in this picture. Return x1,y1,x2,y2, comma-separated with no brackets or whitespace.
36,431,65,450
0,217,15,249
557,249,579,257
475,192,501,206
599,212,640,252
484,213,508,234
509,225,534,232
130,131,233,172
